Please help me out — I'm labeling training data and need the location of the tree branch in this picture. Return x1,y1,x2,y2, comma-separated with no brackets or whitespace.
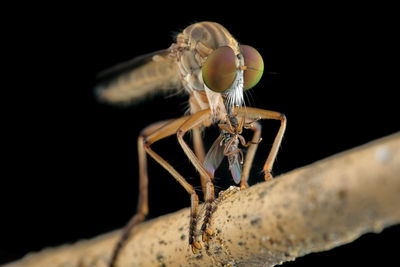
5,133,400,267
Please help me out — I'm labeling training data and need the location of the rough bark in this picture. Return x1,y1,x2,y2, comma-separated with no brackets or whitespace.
5,133,400,267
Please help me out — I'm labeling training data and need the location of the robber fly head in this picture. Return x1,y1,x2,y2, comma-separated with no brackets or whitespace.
202,45,264,108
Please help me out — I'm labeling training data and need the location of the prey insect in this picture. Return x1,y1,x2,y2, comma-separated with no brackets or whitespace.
95,21,286,267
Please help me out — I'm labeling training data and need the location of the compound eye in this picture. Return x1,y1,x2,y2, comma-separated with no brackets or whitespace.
241,45,264,90
202,46,236,93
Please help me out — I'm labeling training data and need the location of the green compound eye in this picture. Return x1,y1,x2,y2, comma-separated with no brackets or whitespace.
202,46,236,93
241,45,264,90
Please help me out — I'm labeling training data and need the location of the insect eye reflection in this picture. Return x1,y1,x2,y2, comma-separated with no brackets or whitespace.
201,45,264,93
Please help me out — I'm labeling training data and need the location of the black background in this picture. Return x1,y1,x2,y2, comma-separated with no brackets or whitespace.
2,3,399,266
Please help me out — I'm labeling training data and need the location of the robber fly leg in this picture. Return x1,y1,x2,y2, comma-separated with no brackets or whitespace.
110,113,208,264
110,119,182,267
240,121,262,189
201,181,215,242
189,193,202,253
138,109,213,253
142,114,210,253
192,126,208,199
234,107,286,181
176,109,220,243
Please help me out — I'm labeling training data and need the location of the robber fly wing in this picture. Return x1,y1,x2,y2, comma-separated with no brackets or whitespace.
95,49,182,105
204,134,225,177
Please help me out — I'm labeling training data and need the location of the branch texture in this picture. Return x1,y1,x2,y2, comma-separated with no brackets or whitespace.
5,133,400,267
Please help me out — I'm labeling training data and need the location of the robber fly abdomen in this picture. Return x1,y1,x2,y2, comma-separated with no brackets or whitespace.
96,22,287,267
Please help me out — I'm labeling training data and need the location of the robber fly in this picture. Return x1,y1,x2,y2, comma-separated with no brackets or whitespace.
95,21,286,267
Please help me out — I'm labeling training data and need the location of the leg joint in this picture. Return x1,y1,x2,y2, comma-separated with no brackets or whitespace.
279,113,286,122
142,137,150,148
176,129,185,139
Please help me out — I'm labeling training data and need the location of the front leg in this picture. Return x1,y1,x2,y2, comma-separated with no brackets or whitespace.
234,107,287,180
141,115,206,253
176,109,217,242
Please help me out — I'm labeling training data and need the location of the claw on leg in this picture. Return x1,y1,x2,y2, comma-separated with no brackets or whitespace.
202,228,214,242
265,171,273,181
191,240,202,254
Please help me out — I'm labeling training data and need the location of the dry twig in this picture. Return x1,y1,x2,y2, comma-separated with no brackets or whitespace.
5,133,400,267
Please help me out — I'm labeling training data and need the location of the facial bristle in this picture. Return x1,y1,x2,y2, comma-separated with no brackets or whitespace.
226,70,244,108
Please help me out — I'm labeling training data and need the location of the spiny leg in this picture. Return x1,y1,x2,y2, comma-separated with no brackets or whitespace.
110,114,208,267
109,119,174,267
234,107,286,181
201,182,215,241
144,143,203,253
142,114,205,253
175,109,217,242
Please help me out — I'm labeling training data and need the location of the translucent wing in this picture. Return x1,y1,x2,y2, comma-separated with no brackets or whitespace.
95,49,182,105
204,134,225,176
228,153,242,184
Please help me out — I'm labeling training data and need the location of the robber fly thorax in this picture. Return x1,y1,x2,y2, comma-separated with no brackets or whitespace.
96,21,286,267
